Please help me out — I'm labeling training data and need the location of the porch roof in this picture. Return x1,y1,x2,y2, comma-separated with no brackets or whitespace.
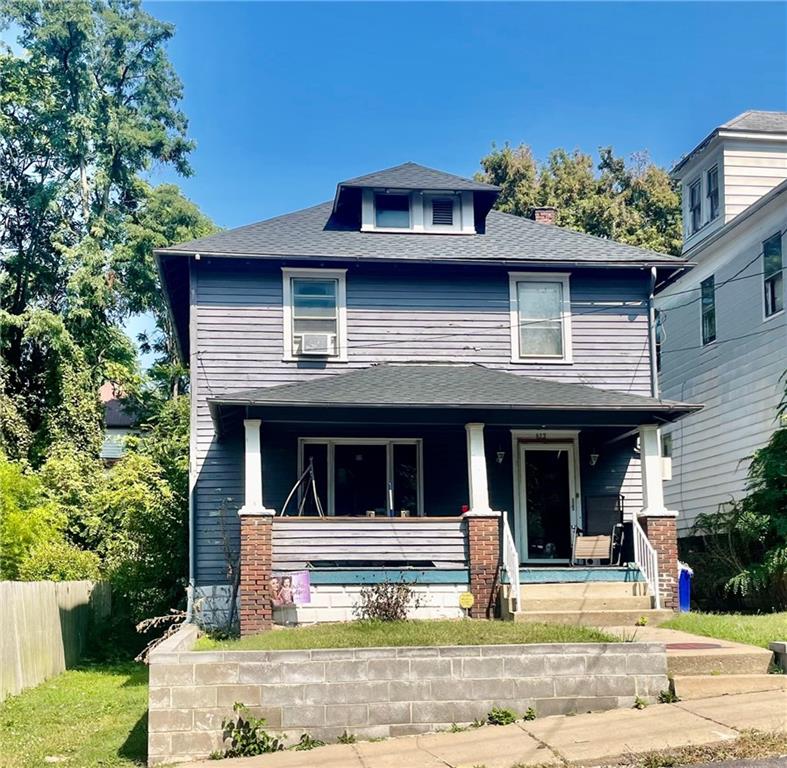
208,364,700,420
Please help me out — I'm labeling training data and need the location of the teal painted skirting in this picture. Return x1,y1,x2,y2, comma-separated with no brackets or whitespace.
303,568,469,585
501,566,645,584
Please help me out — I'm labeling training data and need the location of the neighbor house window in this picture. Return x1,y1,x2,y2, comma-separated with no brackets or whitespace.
299,438,422,517
706,166,719,221
763,233,783,318
689,179,702,234
509,272,572,362
282,268,347,360
700,275,716,345
375,193,410,228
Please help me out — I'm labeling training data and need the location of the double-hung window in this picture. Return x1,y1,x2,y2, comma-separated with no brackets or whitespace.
700,275,716,345
706,167,719,221
509,272,572,363
689,179,702,234
763,233,783,318
282,268,347,360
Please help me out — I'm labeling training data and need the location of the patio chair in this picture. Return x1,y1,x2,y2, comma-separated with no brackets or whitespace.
570,523,625,566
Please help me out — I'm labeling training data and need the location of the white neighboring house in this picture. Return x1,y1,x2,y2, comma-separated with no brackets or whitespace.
657,111,787,536
99,381,137,463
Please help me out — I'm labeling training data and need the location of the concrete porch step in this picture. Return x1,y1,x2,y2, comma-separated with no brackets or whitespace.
519,581,650,599
519,596,653,612
672,674,787,700
513,608,673,627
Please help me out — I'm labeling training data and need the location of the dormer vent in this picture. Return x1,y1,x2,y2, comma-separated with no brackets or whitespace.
431,197,454,226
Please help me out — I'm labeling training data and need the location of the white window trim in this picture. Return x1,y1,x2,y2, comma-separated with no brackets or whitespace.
361,188,476,234
508,272,573,364
282,267,348,362
700,274,716,346
298,437,424,517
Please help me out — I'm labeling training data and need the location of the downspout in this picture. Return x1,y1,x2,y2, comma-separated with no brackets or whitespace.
647,266,659,398
185,255,198,622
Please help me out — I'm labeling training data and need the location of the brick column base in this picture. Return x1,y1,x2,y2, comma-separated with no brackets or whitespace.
465,512,501,619
639,515,679,611
239,511,274,635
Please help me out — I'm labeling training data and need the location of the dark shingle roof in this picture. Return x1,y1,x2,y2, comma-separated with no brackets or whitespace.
209,364,699,415
338,162,499,192
158,201,681,265
722,110,787,133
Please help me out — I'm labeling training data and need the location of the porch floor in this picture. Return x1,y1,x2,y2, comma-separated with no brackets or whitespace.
505,566,645,584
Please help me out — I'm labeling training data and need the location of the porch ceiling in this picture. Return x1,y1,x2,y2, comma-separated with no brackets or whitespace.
208,364,700,431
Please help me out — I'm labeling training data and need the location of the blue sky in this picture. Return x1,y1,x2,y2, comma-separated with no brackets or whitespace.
148,1,787,230
129,2,785,358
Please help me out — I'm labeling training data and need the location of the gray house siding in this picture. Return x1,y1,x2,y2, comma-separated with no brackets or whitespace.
192,259,654,585
659,222,786,535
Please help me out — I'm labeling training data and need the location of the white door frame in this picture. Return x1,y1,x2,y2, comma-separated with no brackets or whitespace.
511,429,582,563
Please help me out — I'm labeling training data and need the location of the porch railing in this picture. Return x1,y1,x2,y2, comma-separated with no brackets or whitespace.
632,516,660,609
501,513,520,613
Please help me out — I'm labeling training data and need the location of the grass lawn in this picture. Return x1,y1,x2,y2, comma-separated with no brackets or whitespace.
0,662,148,768
661,611,787,649
195,619,616,651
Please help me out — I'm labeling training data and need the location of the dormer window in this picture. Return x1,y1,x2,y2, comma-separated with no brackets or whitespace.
374,193,410,228
706,166,719,221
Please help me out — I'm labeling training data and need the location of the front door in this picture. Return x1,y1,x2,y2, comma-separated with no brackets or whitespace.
517,442,578,562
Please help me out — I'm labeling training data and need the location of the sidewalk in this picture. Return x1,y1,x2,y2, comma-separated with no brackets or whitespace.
182,689,787,768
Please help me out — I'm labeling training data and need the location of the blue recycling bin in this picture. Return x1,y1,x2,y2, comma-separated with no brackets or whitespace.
678,563,692,612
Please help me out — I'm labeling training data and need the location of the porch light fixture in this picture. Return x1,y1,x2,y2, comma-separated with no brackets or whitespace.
589,452,600,467
496,449,506,464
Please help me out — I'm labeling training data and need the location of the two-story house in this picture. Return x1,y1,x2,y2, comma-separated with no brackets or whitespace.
156,162,698,635
657,111,787,538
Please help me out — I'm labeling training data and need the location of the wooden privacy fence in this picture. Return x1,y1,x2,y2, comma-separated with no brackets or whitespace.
0,580,111,701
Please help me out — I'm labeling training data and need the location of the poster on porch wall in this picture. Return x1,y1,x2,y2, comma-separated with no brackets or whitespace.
271,571,311,606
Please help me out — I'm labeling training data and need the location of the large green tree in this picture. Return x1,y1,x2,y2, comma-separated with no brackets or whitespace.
0,0,195,464
477,143,683,256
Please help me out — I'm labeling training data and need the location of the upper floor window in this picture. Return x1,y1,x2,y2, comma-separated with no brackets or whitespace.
763,233,784,318
282,268,347,360
509,272,572,363
689,179,702,234
375,193,410,228
700,275,716,345
706,166,719,221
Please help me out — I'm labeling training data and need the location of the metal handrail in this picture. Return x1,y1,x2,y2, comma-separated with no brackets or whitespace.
632,516,661,610
501,512,520,613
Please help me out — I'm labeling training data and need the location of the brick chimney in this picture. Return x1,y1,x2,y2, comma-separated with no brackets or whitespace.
531,206,557,225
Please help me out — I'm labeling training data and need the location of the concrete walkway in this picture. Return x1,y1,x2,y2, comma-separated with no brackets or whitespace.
182,689,787,768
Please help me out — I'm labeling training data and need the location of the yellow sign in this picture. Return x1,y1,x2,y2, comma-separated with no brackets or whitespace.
458,592,475,610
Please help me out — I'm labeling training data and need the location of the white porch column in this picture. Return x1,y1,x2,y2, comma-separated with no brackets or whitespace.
638,424,676,518
239,418,274,516
465,422,491,514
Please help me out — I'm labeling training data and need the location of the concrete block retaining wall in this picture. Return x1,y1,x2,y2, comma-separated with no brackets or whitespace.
148,625,669,765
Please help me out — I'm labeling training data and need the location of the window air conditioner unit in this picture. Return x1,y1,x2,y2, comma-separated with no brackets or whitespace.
300,333,334,355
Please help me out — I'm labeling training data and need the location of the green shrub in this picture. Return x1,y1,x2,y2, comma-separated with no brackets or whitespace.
487,707,517,725
18,539,101,581
219,703,283,758
522,706,537,721
0,454,65,579
337,731,356,744
294,733,325,751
